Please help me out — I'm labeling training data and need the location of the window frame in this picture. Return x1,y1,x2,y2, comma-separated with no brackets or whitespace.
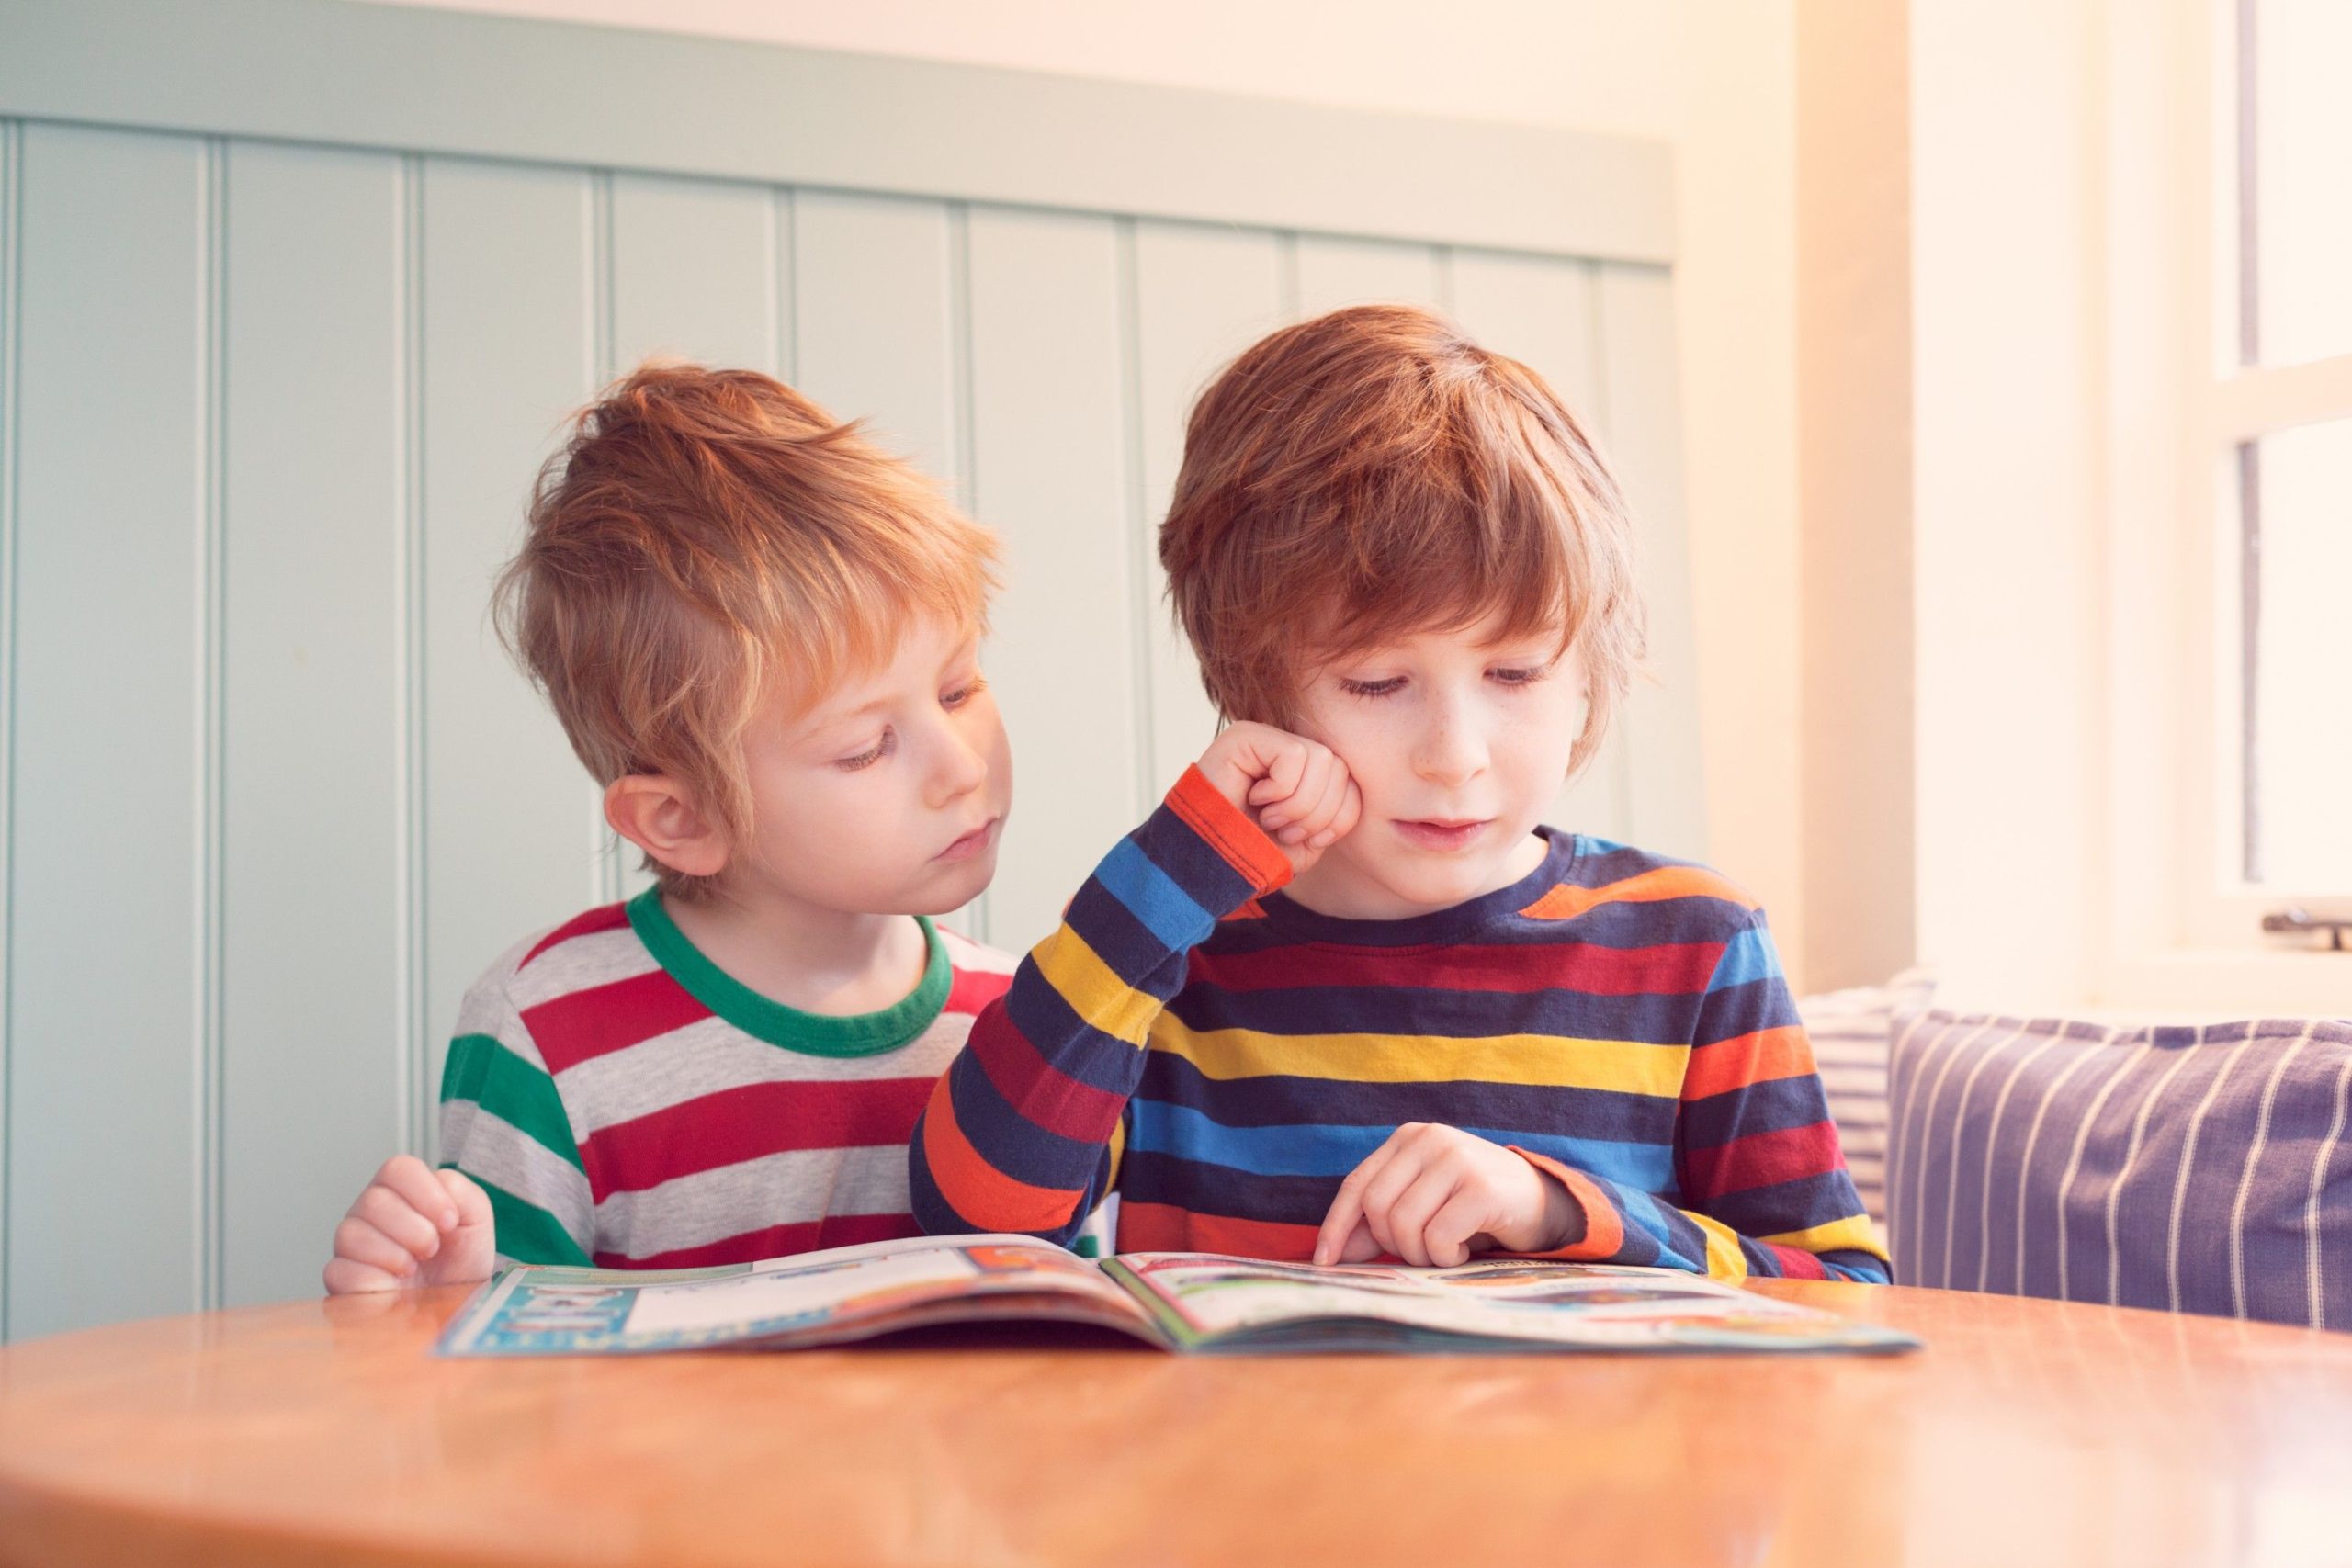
2098,0,2352,1011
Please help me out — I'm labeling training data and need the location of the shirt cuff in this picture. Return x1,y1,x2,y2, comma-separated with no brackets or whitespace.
1504,1146,1626,1261
1164,763,1294,898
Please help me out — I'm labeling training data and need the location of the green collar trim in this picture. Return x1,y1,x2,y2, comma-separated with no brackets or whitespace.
624,889,950,1057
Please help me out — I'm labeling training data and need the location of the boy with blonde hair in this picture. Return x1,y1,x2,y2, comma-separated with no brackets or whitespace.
913,305,1888,1282
326,364,1017,1290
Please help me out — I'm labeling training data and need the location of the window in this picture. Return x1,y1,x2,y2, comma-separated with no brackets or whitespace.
2197,0,2352,940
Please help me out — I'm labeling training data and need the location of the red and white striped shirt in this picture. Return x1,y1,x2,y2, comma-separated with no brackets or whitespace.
438,890,1014,1269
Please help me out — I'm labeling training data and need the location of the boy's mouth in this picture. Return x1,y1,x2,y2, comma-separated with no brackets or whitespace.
935,818,1000,863
1393,818,1489,852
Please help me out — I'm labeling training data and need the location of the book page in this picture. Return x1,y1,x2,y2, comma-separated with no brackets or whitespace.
1105,1254,1917,1353
437,1235,1155,1356
623,1247,1005,1337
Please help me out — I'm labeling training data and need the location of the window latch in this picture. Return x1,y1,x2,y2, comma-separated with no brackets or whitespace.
2261,908,2352,953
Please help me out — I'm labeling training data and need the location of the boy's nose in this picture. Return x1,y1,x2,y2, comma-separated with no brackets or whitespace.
1413,719,1487,786
926,728,989,807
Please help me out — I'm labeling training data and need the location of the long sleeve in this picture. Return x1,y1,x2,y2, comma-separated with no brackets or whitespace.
910,766,1291,1244
437,986,595,1268
1512,911,1891,1282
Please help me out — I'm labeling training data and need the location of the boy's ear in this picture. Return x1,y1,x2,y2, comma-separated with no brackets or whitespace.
604,774,729,881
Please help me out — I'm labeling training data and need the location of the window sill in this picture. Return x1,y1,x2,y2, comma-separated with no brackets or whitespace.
2092,949,2352,1023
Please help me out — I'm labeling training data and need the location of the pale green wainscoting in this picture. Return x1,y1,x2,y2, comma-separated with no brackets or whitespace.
0,0,1694,1339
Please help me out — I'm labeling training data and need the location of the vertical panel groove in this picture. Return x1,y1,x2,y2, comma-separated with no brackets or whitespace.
1114,216,1156,807
197,134,228,1312
944,199,986,945
1586,260,1626,841
1582,261,1611,430
587,169,618,907
776,188,798,382
589,172,616,387
1581,257,1629,828
0,117,23,1342
765,186,787,380
394,152,428,1158
760,182,778,377
946,203,977,538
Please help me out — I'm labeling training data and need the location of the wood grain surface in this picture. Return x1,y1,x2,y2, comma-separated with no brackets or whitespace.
3,1280,2349,1568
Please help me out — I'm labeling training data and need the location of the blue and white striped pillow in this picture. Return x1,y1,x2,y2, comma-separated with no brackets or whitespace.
1795,967,1935,1228
1885,1011,2352,1328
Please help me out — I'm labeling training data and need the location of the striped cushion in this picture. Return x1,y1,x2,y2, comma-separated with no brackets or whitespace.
1886,1011,2352,1328
1795,967,1935,1227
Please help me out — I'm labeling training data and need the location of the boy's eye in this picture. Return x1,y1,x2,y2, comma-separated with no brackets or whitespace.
1339,676,1407,699
942,674,988,709
837,729,894,771
1489,664,1551,686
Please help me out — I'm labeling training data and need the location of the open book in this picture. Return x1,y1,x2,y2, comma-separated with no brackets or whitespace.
435,1234,1918,1357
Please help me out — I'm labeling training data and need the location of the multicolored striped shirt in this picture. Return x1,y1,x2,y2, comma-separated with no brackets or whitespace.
912,766,1891,1282
439,889,1014,1269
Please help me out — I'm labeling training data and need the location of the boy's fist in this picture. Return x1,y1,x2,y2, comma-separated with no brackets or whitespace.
1196,721,1363,875
323,1155,495,1294
1311,1123,1585,1268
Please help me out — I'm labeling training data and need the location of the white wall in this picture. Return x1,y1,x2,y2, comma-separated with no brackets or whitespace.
1796,1,1915,994
1906,0,2106,1011
1790,0,2119,1011
1796,0,2300,1016
359,0,1814,981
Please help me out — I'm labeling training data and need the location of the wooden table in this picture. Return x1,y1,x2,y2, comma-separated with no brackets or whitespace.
2,1280,2348,1568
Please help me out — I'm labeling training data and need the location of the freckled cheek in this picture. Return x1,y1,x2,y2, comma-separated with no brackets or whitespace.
1495,733,1575,817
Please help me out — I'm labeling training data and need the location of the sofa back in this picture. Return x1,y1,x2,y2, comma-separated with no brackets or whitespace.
1885,1010,2352,1328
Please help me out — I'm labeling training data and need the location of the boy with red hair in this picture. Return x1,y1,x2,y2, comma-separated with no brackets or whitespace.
913,305,1888,1282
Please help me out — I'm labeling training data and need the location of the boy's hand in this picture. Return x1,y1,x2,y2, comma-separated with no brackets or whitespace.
1311,1123,1584,1267
1196,721,1362,875
322,1156,495,1294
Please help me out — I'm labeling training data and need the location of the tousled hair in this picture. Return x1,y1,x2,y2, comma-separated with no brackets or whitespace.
1160,303,1645,776
495,361,998,897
